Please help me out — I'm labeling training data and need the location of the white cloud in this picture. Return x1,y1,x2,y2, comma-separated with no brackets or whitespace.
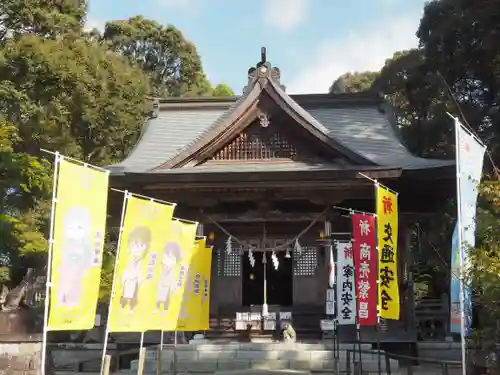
262,0,311,31
288,14,422,94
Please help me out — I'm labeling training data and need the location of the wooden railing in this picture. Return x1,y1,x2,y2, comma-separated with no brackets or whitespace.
346,347,462,375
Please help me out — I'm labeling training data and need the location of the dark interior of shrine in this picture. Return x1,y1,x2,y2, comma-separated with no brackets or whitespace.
242,251,294,306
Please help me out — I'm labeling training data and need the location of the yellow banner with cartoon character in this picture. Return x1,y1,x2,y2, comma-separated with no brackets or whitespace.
48,158,109,331
153,220,198,331
376,185,400,320
107,195,175,332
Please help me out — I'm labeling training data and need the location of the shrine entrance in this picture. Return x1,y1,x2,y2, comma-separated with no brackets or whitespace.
242,251,293,307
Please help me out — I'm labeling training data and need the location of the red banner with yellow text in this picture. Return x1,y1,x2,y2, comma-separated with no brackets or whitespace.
352,213,378,326
376,185,400,320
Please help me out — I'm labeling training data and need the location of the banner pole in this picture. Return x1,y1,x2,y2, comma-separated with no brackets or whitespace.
40,151,61,375
376,314,381,375
100,190,129,375
173,331,178,375
140,331,145,349
160,330,164,349
454,118,467,375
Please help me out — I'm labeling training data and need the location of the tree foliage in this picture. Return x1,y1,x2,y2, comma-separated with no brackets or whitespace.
0,35,151,164
213,83,235,97
329,71,379,94
0,117,51,281
102,16,212,97
0,0,87,42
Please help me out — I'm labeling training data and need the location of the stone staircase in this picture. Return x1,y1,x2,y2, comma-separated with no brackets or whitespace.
129,342,399,373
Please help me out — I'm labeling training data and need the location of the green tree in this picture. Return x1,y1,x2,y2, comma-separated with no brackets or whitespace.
373,49,454,158
212,83,235,97
329,71,379,94
0,0,87,42
417,0,500,163
102,15,210,97
0,34,151,164
467,181,500,368
0,118,51,281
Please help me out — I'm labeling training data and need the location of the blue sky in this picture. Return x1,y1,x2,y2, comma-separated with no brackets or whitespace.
87,0,428,94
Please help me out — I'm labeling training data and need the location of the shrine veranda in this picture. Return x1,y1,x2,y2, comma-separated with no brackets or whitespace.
106,51,456,346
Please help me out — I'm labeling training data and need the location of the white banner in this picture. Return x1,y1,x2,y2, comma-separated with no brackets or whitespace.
336,241,356,325
450,118,486,335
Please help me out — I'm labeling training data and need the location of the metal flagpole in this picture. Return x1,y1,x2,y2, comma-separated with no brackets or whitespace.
454,117,467,375
100,191,130,374
40,151,61,375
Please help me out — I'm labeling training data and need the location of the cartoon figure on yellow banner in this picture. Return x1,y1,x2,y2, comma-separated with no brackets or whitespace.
155,241,182,314
120,226,151,314
57,206,94,310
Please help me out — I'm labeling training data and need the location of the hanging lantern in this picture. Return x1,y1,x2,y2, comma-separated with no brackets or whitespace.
285,249,291,259
225,236,232,255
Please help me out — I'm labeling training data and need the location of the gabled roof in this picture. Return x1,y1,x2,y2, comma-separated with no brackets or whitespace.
108,58,453,177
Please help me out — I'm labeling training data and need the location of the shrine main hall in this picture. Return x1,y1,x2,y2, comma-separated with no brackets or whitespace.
107,50,455,344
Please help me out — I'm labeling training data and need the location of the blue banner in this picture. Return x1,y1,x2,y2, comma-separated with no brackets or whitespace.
450,120,486,335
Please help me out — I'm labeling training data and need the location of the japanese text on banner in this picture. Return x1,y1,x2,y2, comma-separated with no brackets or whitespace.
352,213,378,326
336,241,356,325
107,196,175,332
199,243,213,330
48,158,109,331
376,186,400,320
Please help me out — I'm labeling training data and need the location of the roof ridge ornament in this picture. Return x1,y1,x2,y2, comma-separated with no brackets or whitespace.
242,47,286,94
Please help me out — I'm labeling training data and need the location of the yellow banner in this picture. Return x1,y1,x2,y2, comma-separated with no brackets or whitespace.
107,195,175,332
176,237,206,331
199,245,212,330
376,185,400,320
48,158,109,331
154,220,198,331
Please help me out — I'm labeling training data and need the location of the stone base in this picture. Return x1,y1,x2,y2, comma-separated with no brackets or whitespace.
0,335,45,375
0,311,51,375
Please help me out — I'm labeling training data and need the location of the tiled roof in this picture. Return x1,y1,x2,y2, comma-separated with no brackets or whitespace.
107,107,229,174
108,87,453,175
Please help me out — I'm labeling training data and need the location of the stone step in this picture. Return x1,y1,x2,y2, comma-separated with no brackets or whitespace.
146,349,378,361
130,358,398,373
149,342,372,352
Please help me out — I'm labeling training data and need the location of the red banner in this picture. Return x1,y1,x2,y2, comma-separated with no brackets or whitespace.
352,213,378,326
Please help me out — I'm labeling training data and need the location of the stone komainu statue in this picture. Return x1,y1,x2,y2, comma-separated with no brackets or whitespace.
0,268,34,311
